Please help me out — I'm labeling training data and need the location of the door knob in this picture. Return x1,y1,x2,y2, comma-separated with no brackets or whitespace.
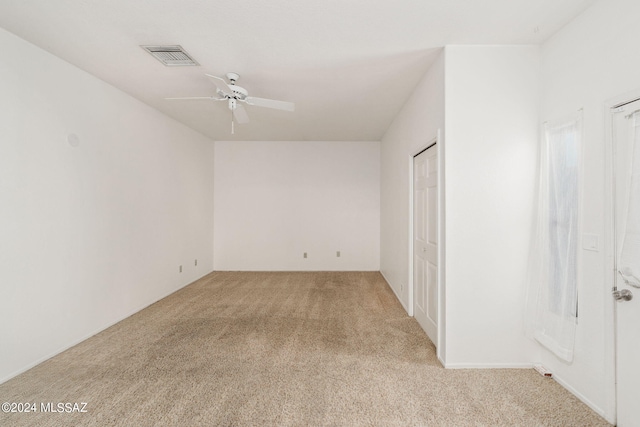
613,289,633,302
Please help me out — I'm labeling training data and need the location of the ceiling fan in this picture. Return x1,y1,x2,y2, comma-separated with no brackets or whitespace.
166,72,295,133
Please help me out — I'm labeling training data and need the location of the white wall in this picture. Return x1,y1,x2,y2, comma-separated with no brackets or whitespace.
381,47,539,367
443,45,540,367
213,140,379,271
537,0,640,421
380,51,445,352
0,28,215,383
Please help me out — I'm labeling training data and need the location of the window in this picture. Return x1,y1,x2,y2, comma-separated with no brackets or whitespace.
546,121,580,317
526,113,582,362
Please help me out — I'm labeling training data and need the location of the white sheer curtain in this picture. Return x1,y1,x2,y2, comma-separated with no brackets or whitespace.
526,114,582,362
619,112,640,288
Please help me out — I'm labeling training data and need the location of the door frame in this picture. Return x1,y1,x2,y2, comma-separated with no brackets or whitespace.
605,90,640,424
409,131,445,365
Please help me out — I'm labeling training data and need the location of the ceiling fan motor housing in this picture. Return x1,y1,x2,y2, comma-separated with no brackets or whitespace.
224,84,248,100
217,72,247,100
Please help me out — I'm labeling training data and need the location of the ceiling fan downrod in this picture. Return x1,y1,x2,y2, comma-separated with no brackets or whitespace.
229,99,236,134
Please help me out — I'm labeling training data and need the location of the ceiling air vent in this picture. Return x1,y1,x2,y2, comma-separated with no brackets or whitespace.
141,45,199,66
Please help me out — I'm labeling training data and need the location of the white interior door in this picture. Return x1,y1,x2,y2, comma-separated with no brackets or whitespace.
612,98,640,426
413,144,438,345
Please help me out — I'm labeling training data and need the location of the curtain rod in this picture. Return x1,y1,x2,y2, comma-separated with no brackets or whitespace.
613,97,640,109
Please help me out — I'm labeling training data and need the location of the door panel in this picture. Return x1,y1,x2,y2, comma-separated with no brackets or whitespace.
414,144,438,344
612,99,640,426
415,257,426,314
427,261,438,327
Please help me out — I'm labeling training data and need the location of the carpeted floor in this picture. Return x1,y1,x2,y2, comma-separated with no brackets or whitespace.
0,271,610,426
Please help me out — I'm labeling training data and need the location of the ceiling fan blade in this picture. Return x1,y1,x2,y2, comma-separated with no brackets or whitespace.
233,103,250,124
165,96,225,100
245,96,295,112
205,74,234,97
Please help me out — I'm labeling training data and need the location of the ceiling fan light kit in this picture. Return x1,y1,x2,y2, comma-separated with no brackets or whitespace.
166,72,295,134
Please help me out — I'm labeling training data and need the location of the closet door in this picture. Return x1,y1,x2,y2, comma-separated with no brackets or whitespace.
413,144,438,345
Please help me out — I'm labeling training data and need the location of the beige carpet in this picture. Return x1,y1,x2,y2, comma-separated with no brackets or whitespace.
0,271,610,426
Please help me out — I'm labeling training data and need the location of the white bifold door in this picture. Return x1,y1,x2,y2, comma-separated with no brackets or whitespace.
413,144,438,345
612,98,640,426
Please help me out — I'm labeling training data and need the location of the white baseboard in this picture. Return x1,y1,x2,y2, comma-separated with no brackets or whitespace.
444,363,534,369
0,269,214,385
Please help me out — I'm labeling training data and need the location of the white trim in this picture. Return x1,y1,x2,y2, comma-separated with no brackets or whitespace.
603,97,618,426
0,269,214,385
407,152,415,317
444,363,534,369
436,129,445,364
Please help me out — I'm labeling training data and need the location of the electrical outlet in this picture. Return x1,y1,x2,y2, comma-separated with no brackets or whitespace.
195,259,198,266
179,265,182,273
303,252,307,258
336,251,341,257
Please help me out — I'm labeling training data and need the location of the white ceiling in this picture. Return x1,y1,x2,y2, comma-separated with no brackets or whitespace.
0,0,596,141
